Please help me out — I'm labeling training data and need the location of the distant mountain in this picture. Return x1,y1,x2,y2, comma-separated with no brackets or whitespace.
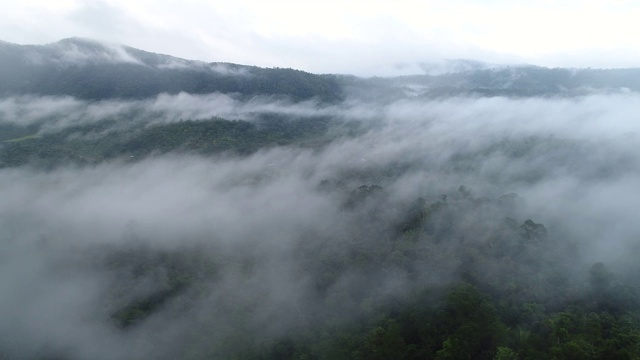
341,64,640,100
2,38,640,103
0,38,343,102
399,59,502,76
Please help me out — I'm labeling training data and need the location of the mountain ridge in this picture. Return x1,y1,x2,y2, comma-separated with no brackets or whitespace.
2,38,640,101
0,38,344,102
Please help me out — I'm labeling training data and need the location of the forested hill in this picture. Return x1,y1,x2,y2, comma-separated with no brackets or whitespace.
4,38,640,103
342,65,640,100
0,38,343,102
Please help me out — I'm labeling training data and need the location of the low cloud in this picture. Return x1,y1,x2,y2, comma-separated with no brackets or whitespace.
2,91,640,358
25,39,144,67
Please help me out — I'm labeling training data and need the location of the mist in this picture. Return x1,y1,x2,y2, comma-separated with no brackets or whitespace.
2,88,640,358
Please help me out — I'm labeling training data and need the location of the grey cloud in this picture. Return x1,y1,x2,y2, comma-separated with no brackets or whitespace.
6,91,639,135
2,92,640,358
34,40,143,66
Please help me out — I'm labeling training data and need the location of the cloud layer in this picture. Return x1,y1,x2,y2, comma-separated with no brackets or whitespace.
2,91,640,358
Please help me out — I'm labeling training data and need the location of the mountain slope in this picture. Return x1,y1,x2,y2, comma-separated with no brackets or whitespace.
3,38,640,103
0,38,343,102
341,65,640,100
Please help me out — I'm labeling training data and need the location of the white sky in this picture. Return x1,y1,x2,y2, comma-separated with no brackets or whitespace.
2,0,640,76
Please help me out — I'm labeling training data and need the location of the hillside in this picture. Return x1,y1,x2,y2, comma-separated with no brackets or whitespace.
0,38,343,102
3,38,640,104
342,64,640,101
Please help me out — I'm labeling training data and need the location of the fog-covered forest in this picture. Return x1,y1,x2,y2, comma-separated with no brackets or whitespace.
2,39,640,360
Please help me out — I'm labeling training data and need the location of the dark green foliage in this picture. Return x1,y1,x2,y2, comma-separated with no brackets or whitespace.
111,286,185,328
0,115,335,168
520,219,547,240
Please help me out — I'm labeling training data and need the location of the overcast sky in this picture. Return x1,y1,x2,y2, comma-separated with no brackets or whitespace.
2,0,640,76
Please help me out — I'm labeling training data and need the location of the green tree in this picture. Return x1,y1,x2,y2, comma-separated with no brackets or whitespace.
493,347,518,360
